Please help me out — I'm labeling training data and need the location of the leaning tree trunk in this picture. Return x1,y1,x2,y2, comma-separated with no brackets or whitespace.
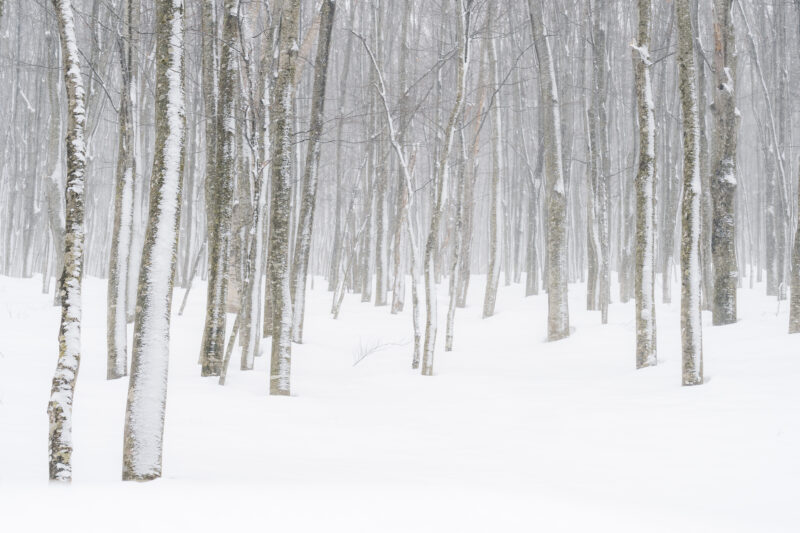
632,0,656,368
199,0,237,376
48,0,87,482
268,0,301,396
529,0,569,341
121,0,185,481
675,0,703,386
291,0,336,344
711,0,738,326
107,0,138,380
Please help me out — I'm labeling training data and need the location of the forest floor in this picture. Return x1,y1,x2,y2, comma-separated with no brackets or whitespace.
1,273,798,532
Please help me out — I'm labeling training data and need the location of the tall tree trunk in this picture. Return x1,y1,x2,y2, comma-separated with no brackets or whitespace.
482,0,502,319
199,0,237,376
107,0,138,380
633,0,657,368
420,0,470,376
291,0,336,343
788,0,800,332
711,0,738,325
592,3,610,324
48,0,87,482
122,0,185,481
675,0,703,386
198,0,218,364
268,0,301,396
529,0,569,341
692,0,713,313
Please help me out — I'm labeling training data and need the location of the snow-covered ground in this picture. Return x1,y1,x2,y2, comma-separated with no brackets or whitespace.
1,274,798,532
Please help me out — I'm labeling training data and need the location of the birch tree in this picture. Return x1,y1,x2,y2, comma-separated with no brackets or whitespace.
711,0,738,325
48,0,87,482
107,0,138,380
200,0,238,376
529,0,569,341
675,0,703,386
420,0,471,376
632,0,657,368
268,0,300,396
482,0,502,319
291,0,336,343
122,0,185,480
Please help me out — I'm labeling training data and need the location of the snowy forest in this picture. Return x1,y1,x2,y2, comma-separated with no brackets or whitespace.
1,0,799,531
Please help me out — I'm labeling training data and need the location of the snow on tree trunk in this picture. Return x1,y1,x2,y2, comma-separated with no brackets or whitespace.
268,0,300,396
291,0,336,343
48,0,87,482
199,0,237,376
122,0,185,480
107,0,138,380
632,0,657,369
675,0,703,386
420,0,471,376
711,0,738,326
529,0,569,341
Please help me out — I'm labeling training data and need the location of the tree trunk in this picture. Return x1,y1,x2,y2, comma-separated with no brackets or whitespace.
675,0,703,386
529,0,569,341
291,0,336,343
122,0,185,480
420,0,470,376
268,0,301,396
711,0,738,326
107,0,138,380
483,1,502,319
199,0,237,376
48,0,87,482
632,0,657,368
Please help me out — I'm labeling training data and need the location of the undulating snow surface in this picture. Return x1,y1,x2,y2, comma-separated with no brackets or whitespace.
1,274,798,531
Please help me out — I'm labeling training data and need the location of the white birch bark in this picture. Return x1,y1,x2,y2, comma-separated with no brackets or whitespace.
675,0,703,386
632,0,657,368
107,0,138,380
268,0,300,396
48,0,87,482
291,0,336,343
421,0,471,376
